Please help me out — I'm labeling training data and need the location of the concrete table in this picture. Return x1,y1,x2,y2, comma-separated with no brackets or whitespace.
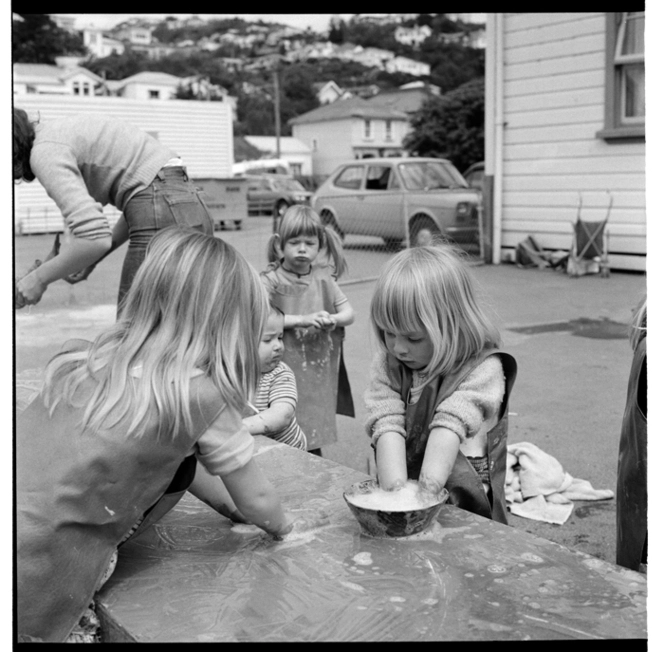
93,438,647,642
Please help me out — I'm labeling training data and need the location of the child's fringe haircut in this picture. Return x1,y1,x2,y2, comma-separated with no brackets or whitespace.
370,245,501,378
266,205,348,278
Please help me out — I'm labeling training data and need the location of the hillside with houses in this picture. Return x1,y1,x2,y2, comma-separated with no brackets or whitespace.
13,13,486,188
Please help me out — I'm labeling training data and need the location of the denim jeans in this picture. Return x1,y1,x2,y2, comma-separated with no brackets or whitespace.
118,167,213,311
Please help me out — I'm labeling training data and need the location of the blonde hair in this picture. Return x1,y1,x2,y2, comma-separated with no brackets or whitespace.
43,227,268,439
370,245,501,378
266,205,348,278
629,295,647,351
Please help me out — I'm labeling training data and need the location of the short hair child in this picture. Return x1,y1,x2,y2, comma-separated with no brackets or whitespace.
365,244,517,522
243,303,308,450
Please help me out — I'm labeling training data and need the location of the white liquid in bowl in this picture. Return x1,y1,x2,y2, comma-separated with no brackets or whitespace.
347,480,441,512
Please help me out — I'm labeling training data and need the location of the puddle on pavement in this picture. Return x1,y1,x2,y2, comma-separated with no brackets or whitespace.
508,318,628,340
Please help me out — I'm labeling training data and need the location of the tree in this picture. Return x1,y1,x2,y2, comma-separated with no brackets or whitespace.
403,77,484,173
13,14,86,63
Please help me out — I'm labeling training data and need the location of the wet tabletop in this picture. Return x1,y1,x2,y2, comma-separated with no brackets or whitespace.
95,438,647,642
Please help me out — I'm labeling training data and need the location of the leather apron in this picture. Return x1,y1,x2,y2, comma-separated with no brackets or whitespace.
263,262,353,449
388,349,517,523
16,344,226,642
616,335,647,571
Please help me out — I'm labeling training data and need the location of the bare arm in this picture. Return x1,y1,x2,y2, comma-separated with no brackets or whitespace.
187,461,248,523
221,458,293,538
331,300,355,328
375,431,408,490
418,426,461,496
243,401,294,435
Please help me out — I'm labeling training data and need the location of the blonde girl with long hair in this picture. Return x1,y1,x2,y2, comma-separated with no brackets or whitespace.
262,205,355,455
365,245,517,523
17,227,293,643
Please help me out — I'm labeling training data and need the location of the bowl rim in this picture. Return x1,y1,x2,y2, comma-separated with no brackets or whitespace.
343,480,449,514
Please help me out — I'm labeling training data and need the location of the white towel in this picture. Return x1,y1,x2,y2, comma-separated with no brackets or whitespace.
505,441,614,525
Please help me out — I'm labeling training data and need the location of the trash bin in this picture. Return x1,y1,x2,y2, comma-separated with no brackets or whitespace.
194,178,249,231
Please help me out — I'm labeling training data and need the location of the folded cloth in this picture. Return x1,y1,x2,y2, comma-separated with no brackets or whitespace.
505,441,614,525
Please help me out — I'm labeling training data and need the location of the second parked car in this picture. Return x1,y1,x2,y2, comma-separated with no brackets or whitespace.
245,174,312,217
311,157,480,248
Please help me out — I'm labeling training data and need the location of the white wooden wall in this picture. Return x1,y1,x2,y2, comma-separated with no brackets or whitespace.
13,95,233,233
499,12,646,270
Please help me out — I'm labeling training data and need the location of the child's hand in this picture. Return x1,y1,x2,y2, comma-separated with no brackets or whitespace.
417,476,446,503
304,311,333,330
268,512,296,540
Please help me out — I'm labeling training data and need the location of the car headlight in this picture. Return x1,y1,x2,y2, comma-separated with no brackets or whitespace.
456,202,471,215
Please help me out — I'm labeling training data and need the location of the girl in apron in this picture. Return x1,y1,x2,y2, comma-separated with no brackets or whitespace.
17,228,293,642
261,206,356,455
365,245,517,523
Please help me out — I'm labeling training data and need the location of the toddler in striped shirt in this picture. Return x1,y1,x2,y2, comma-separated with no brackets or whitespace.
243,304,308,450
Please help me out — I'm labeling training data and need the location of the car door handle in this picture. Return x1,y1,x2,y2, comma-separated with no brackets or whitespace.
358,196,365,200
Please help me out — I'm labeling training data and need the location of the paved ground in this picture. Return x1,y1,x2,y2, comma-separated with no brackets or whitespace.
14,221,647,566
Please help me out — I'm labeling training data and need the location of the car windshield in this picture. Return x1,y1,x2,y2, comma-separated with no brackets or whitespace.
398,161,468,191
271,178,306,192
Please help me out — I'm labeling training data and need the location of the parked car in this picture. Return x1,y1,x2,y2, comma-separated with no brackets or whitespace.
311,157,480,248
244,174,312,218
463,161,485,194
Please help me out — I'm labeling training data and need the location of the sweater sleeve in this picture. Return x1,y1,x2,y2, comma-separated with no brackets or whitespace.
430,355,505,442
364,349,406,446
30,143,112,240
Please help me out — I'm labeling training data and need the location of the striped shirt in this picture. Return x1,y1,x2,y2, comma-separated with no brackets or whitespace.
253,362,307,450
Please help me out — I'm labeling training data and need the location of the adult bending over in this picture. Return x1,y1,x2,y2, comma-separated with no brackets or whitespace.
13,107,213,311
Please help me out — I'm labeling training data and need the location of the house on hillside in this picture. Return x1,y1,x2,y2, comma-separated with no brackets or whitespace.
313,81,351,105
243,136,313,176
13,62,104,96
367,83,440,115
394,25,432,47
484,12,645,271
106,71,185,100
290,97,409,180
384,56,431,77
82,26,125,58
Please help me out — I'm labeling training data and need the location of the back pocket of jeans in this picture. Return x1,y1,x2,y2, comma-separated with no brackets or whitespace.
165,192,212,232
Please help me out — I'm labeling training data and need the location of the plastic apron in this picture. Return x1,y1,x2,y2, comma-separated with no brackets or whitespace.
388,349,517,524
616,335,647,571
16,342,225,642
263,263,352,449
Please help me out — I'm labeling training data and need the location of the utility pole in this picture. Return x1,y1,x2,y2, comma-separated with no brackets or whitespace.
273,63,281,159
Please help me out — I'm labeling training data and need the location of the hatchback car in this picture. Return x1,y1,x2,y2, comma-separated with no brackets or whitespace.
245,174,312,217
311,157,480,248
463,161,485,194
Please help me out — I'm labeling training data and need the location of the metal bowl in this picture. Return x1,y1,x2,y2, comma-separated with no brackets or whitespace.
343,479,449,538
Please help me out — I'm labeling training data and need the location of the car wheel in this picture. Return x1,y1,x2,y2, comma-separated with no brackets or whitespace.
320,209,344,240
409,215,442,247
382,237,403,251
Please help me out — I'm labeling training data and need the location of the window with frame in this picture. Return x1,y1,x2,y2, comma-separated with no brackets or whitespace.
333,165,364,190
365,165,392,191
598,11,645,141
385,120,393,141
364,119,372,139
149,89,160,99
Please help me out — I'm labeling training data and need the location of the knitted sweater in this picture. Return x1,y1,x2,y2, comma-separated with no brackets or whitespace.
29,114,176,240
364,349,505,457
